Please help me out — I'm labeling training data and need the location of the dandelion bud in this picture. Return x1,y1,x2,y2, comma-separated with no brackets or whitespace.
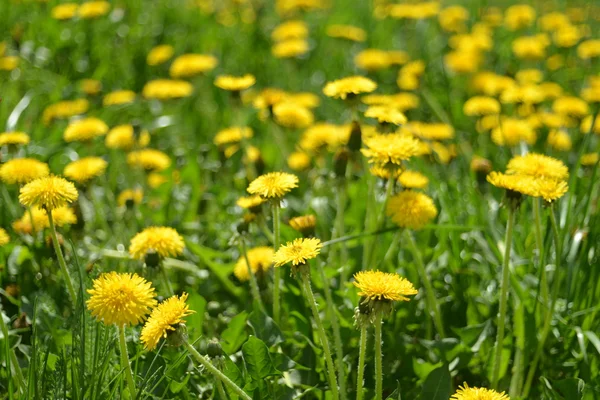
166,323,189,348
348,120,362,152
144,249,161,268
206,338,224,358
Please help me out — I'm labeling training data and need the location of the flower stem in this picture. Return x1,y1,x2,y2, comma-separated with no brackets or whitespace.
374,313,383,400
405,230,445,338
272,203,282,324
0,309,26,396
491,206,516,389
118,326,137,399
184,341,252,400
240,237,266,313
356,324,368,400
522,206,563,398
47,211,77,305
317,262,346,399
532,198,548,317
300,270,340,400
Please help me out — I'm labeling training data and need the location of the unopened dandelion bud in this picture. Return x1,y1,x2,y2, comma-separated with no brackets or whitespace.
145,249,161,268
166,323,188,348
348,120,362,152
206,338,224,358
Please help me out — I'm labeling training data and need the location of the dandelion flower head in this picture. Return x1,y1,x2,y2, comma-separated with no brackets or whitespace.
140,293,194,350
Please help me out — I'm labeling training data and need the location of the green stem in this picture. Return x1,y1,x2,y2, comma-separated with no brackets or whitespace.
522,206,563,398
533,198,548,316
374,313,383,400
300,270,340,400
272,203,281,324
47,211,77,305
491,207,516,389
184,341,252,400
256,213,274,243
118,326,137,399
356,324,368,400
405,230,445,338
0,310,26,396
317,262,346,399
1,185,17,219
240,238,266,313
335,178,349,285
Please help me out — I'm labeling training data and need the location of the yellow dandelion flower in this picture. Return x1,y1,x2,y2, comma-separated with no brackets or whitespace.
0,131,29,147
19,175,79,211
234,247,274,282
512,35,549,60
361,133,420,166
439,6,469,33
323,76,377,100
530,178,568,203
51,3,78,20
353,270,418,302
272,39,309,58
147,44,174,66
326,24,367,42
354,49,392,71
363,93,420,112
140,293,194,350
581,153,599,166
42,99,89,125
444,50,482,74
273,102,314,129
0,228,9,246
0,158,49,185
127,149,171,171
491,118,536,147
214,127,253,146
105,124,148,150
117,188,143,207
288,214,316,235
78,1,111,19
12,208,48,234
369,165,402,180
408,122,455,141
103,90,136,107
506,153,568,181
80,79,102,95
236,195,266,211
253,87,288,110
214,74,256,91
49,206,78,227
247,172,299,199
470,156,492,174
547,130,572,151
285,92,320,109
486,171,533,195
142,79,194,100
386,191,437,229
64,117,109,142
364,106,407,125
273,237,322,267
87,272,157,326
552,96,589,118
505,4,536,31
64,157,108,184
578,40,600,59
271,20,308,42
0,56,19,71
464,96,501,116
451,383,509,400
169,54,218,79
287,151,311,171
398,170,429,189
129,226,185,260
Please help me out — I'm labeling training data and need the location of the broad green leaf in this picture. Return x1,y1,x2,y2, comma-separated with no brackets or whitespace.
222,311,249,354
169,374,190,393
552,378,586,400
186,292,206,340
242,336,278,380
420,365,451,400
248,309,284,347
223,356,246,398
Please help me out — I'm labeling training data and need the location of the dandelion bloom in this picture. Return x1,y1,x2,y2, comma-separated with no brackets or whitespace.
273,237,322,267
326,24,367,42
64,157,108,184
19,176,79,211
0,131,29,147
354,49,391,71
287,151,311,171
127,149,171,171
105,124,147,150
272,39,309,58
273,102,314,129
491,118,536,147
64,117,109,142
117,189,143,207
234,247,274,282
271,20,308,42
0,158,49,185
87,272,157,326
361,133,420,167
247,172,299,199
364,106,407,125
0,228,9,246
43,99,89,125
140,293,194,350
129,226,185,260
0,56,19,71
78,1,111,19
142,79,193,100
578,40,600,59
214,127,253,146
103,90,136,107
552,96,589,118
464,96,501,116
398,170,429,189
80,79,101,95
506,153,568,181
323,76,377,100
169,54,218,79
581,153,599,166
147,44,174,66
504,4,536,31
214,74,256,91
530,178,568,203
386,191,438,229
486,171,533,195
451,383,509,400
288,214,316,236
51,3,78,20
236,195,266,211
353,271,418,302
14,206,78,234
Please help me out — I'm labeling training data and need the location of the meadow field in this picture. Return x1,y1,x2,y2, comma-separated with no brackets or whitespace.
0,0,600,398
